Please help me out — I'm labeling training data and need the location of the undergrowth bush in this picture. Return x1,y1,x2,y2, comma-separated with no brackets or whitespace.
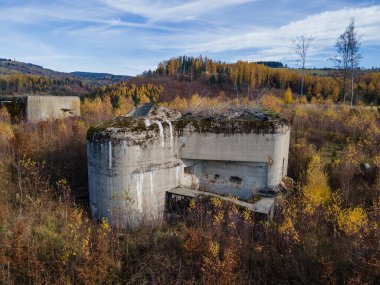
0,96,379,284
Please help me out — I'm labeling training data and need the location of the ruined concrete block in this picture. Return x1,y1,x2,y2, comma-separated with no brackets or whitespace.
87,104,290,228
0,95,80,122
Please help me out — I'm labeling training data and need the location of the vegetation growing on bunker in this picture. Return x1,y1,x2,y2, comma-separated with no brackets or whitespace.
175,117,288,135
174,108,288,135
86,116,159,142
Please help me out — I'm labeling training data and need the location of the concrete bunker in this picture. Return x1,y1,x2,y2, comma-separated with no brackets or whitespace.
0,95,80,122
87,104,290,227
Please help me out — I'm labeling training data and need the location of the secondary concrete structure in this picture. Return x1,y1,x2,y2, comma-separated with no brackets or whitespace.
0,95,80,121
87,105,290,227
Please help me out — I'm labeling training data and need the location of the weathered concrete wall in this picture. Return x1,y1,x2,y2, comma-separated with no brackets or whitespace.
180,159,203,189
179,125,290,187
26,96,80,121
179,159,268,200
268,128,290,186
200,161,268,200
88,126,180,227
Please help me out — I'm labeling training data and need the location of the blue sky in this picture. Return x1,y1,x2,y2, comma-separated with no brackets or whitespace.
0,0,380,75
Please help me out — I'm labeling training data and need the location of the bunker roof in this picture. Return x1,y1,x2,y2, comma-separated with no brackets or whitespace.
176,107,288,134
0,94,79,100
0,95,29,103
87,104,289,144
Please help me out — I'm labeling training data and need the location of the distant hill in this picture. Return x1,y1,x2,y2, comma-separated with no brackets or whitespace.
0,59,133,96
70,71,132,85
0,58,132,85
0,58,67,77
256,61,284,68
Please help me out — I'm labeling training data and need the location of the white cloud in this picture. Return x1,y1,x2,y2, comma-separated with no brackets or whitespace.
178,5,380,66
101,0,257,23
0,1,176,32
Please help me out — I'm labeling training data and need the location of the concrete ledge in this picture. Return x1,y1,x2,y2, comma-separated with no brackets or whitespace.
167,187,275,216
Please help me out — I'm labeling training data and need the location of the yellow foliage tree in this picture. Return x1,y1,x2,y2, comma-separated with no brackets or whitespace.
81,96,113,123
337,207,368,236
303,155,331,213
113,95,134,116
0,108,13,146
0,122,14,145
313,82,322,98
261,94,283,113
190,93,201,107
283,87,293,104
165,96,188,110
278,206,300,243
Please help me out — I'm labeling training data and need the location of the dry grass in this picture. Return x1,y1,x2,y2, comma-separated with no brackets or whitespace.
0,96,379,284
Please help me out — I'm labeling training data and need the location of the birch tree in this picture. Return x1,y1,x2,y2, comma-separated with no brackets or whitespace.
333,19,361,105
293,35,314,97
347,20,361,106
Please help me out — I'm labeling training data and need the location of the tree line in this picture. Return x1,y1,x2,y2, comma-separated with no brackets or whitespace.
2,63,379,105
148,56,380,104
89,82,163,108
0,74,90,96
146,20,379,105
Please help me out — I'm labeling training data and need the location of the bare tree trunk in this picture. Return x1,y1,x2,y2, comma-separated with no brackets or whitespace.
17,161,23,215
294,35,314,97
342,70,347,102
350,69,354,106
300,67,305,97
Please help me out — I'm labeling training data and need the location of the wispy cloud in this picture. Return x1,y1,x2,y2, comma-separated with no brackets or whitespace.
0,0,379,74
101,0,257,23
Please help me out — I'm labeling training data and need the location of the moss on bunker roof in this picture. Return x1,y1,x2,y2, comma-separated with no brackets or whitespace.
87,116,158,142
174,109,288,135
87,105,289,142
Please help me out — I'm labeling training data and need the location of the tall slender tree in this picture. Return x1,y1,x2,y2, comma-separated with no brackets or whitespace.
293,35,314,97
333,19,361,105
347,19,362,106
